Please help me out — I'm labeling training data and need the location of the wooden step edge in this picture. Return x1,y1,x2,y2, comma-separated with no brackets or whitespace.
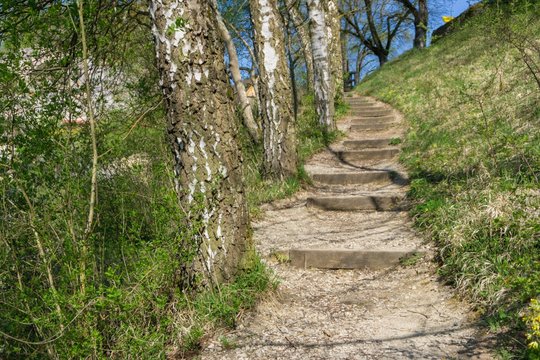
350,124,396,131
351,112,394,118
310,171,392,185
310,171,409,186
343,139,397,149
306,195,410,211
337,148,400,155
350,116,396,123
349,105,384,110
336,149,400,161
347,102,375,106
277,249,425,270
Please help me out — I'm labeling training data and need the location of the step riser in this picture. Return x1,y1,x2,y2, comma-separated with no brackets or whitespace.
338,149,399,162
311,172,392,185
347,103,373,107
346,99,371,103
352,110,393,117
307,196,407,211
351,117,396,125
350,124,394,131
350,105,382,110
288,249,421,270
350,108,383,113
343,139,394,149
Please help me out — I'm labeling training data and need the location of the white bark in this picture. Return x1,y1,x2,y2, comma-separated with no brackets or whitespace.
307,0,335,129
250,0,297,179
324,0,343,101
287,1,315,91
149,0,249,286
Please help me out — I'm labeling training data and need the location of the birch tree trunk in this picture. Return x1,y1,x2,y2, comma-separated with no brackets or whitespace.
250,0,297,179
323,0,344,101
307,0,335,130
288,2,314,91
341,22,350,89
210,0,261,143
149,0,250,287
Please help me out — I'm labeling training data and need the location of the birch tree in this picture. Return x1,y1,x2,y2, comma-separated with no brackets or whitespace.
323,0,344,101
286,0,315,91
250,0,298,179
210,0,260,143
307,0,335,130
149,0,249,285
342,21,351,89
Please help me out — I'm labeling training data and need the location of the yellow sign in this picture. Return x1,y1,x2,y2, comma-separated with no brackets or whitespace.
442,16,454,23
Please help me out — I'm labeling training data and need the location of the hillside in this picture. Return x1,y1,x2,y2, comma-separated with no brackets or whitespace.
3,1,540,358
357,2,540,356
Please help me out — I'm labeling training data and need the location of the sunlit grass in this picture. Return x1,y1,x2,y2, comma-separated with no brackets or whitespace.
358,2,540,356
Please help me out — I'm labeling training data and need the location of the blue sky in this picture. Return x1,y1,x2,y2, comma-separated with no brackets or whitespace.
234,0,482,80
430,0,481,30
353,0,482,77
342,0,483,78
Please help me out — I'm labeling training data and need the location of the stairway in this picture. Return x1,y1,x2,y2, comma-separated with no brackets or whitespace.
269,95,424,270
201,95,490,360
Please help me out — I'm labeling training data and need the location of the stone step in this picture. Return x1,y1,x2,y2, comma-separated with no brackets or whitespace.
310,171,392,185
307,195,408,211
343,138,396,149
337,148,399,163
350,123,395,131
352,109,393,117
351,115,396,124
287,249,423,270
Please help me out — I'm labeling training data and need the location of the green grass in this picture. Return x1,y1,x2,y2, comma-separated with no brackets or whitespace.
357,2,540,356
399,252,424,267
175,256,277,357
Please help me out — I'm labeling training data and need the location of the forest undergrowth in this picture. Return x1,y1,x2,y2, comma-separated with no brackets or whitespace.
0,56,343,358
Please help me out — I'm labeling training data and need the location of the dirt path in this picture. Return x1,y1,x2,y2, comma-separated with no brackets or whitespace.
200,96,492,359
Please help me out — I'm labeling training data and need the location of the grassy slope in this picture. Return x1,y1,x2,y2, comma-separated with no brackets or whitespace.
357,2,540,355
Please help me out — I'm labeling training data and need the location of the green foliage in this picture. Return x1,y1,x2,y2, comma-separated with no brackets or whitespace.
181,326,204,354
297,93,344,162
399,252,424,267
389,137,402,145
174,257,276,358
219,335,237,350
523,299,540,357
192,257,276,328
0,2,274,358
357,0,540,355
